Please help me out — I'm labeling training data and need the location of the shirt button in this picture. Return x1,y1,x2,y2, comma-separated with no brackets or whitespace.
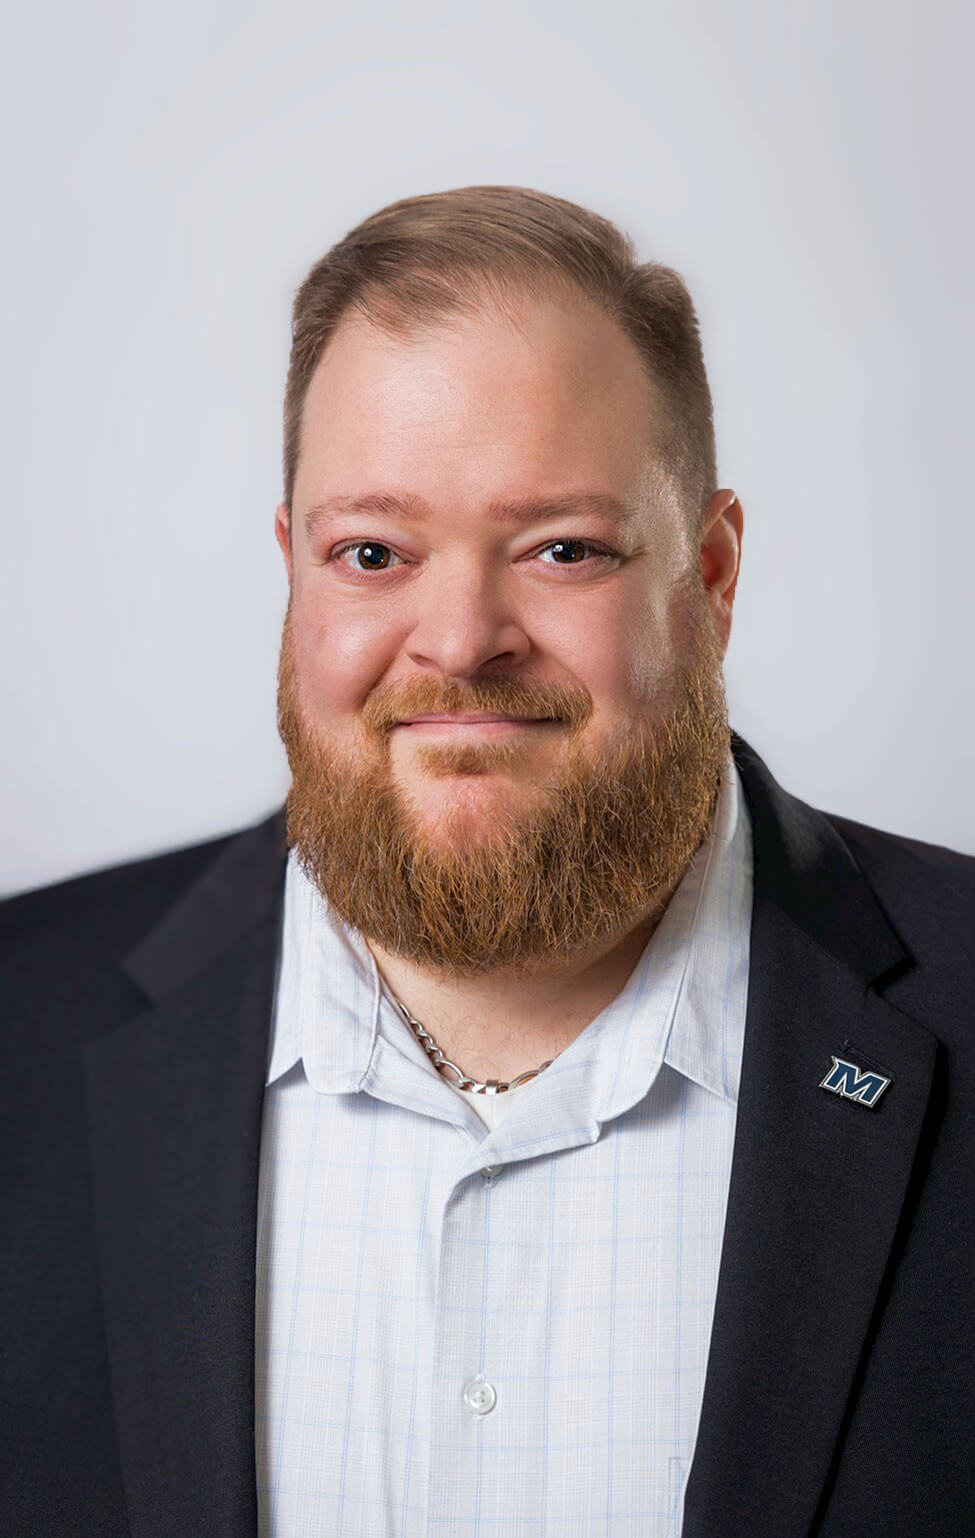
463,1377,497,1415
481,1165,503,1179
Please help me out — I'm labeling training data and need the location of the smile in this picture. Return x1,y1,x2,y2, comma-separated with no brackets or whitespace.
395,714,556,731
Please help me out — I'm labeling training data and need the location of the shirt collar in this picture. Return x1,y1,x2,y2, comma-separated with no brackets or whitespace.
266,747,752,1111
265,856,380,1090
660,745,752,1105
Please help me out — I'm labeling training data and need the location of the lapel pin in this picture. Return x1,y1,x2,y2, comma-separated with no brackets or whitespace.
820,1054,891,1108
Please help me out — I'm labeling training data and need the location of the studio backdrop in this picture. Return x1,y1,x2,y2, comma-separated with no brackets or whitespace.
2,0,971,894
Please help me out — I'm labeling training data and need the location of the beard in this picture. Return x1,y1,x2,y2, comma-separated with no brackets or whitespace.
276,579,731,980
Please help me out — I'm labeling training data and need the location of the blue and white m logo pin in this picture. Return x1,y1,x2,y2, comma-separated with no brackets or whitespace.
820,1055,891,1108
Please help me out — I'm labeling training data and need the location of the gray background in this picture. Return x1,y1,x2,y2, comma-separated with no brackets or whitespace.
3,0,972,895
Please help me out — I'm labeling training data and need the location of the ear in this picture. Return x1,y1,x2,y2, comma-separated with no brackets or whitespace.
699,489,743,653
274,503,293,586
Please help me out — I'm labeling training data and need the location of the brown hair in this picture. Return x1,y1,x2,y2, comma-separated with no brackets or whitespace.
283,185,717,539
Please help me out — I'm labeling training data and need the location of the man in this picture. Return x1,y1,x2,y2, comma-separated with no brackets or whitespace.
2,187,972,1538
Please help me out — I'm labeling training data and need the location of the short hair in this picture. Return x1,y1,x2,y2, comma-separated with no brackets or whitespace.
283,185,717,539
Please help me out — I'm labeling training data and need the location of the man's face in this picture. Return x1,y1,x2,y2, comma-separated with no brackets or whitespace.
275,288,736,977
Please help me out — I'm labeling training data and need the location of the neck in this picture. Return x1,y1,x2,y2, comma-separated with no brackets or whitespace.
367,873,682,1086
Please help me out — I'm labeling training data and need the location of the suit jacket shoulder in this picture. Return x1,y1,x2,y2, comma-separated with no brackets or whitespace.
824,803,975,921
2,824,241,954
817,806,974,1046
2,812,286,1017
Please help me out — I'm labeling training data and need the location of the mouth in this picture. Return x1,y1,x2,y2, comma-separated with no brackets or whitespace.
399,713,553,725
394,713,559,734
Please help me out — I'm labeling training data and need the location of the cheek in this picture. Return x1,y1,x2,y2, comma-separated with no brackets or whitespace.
292,598,403,717
623,627,666,704
554,597,664,716
623,577,703,704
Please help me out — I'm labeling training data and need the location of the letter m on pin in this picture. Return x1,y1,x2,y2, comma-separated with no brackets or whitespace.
820,1055,891,1108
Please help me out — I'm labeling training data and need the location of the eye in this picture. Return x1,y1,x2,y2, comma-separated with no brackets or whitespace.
333,541,404,572
536,539,619,569
329,537,620,578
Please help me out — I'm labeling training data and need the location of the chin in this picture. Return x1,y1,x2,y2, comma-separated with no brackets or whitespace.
403,773,536,840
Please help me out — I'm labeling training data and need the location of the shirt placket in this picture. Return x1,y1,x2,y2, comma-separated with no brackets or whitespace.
426,1154,513,1533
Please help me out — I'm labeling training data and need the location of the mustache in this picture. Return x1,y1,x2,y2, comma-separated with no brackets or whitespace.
361,675,594,737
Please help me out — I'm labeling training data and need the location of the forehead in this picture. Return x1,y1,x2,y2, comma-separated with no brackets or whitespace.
293,292,662,511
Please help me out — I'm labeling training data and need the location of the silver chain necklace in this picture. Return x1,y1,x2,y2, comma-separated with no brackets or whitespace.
392,998,555,1095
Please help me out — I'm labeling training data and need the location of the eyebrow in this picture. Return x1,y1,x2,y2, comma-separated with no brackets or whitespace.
303,490,638,542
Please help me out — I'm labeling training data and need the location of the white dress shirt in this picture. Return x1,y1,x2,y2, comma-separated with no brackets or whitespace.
255,748,753,1537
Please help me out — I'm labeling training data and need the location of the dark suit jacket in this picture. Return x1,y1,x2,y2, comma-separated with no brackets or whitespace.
2,732,973,1537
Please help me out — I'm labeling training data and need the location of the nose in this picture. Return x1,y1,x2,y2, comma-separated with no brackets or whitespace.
404,560,532,677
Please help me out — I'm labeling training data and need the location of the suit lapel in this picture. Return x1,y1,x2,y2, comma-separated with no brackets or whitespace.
682,737,940,1537
84,810,287,1538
